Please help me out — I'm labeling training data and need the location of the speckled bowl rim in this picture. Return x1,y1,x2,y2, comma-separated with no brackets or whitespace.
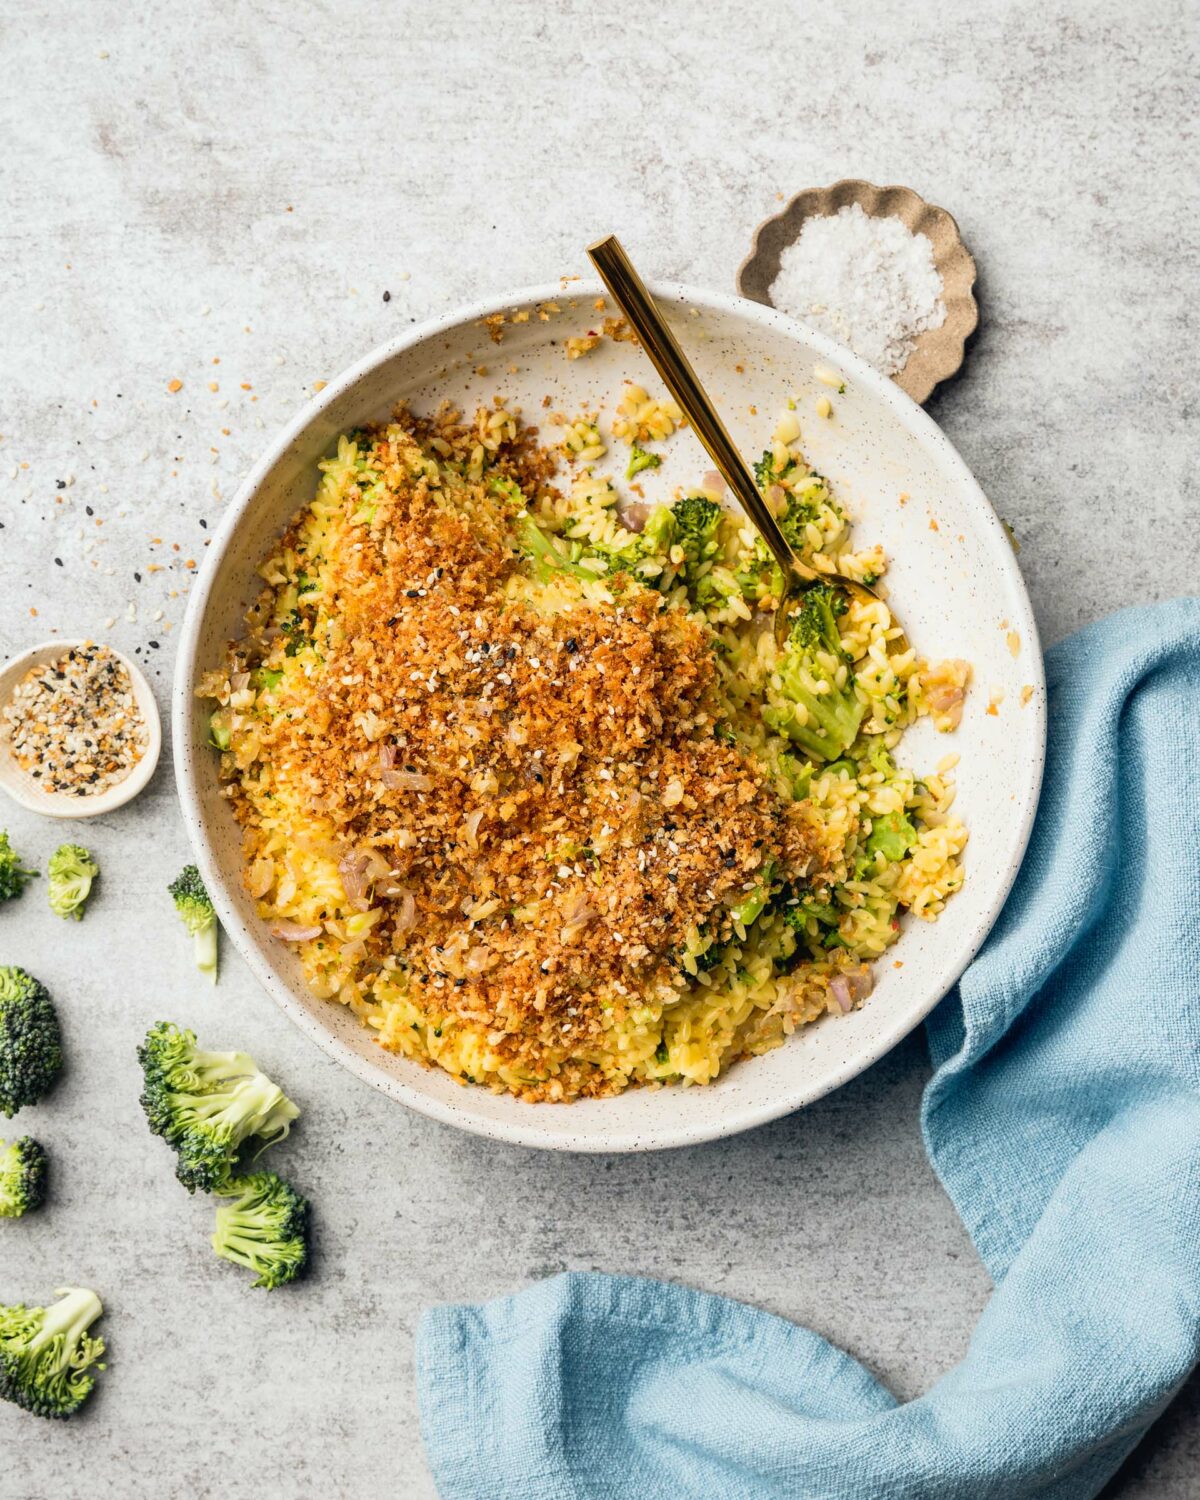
0,638,162,818
174,279,1044,1153
738,180,979,405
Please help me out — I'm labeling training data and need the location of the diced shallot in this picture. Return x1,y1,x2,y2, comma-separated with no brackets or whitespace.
829,975,854,1014
393,888,417,934
272,921,322,942
617,500,651,533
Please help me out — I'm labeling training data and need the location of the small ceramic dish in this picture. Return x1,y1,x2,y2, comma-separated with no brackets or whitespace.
738,180,978,405
0,640,162,818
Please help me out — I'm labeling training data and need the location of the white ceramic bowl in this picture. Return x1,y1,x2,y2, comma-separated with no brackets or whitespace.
0,639,162,818
174,281,1045,1152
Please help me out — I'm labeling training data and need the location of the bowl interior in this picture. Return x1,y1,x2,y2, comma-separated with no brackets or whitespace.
175,282,1043,1151
0,639,162,819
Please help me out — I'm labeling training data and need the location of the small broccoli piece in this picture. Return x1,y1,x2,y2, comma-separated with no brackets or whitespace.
777,496,819,554
278,607,314,658
865,810,917,863
734,536,784,604
0,968,63,1120
669,494,725,605
777,884,844,963
671,494,722,566
513,512,595,584
586,503,676,579
490,478,594,582
752,450,778,489
47,844,98,922
212,1170,310,1289
625,442,660,481
0,1288,106,1419
0,1136,48,1218
208,709,232,751
0,832,37,904
169,864,218,982
764,584,865,762
137,1022,300,1193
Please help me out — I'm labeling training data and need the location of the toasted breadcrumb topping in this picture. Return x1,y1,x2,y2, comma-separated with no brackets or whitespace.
211,408,820,1097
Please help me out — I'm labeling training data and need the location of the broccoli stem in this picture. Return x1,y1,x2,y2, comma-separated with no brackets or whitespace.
514,514,594,583
194,924,218,983
28,1288,102,1377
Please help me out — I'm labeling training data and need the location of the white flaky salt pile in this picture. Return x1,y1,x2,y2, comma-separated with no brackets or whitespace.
769,202,947,377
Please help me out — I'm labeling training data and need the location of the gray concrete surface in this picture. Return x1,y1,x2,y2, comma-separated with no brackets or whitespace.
1,0,1196,1494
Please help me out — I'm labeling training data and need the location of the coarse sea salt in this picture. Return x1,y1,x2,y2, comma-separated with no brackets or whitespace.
769,202,947,377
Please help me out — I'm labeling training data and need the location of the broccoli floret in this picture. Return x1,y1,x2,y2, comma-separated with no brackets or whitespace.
669,494,725,605
752,450,778,488
625,442,660,480
587,504,676,578
212,1170,310,1289
0,832,36,904
0,1287,106,1419
734,536,784,604
763,584,865,762
137,1022,300,1193
0,968,63,1120
0,1136,48,1218
280,608,309,657
47,844,98,922
169,864,218,983
489,478,594,583
671,494,722,566
778,495,819,554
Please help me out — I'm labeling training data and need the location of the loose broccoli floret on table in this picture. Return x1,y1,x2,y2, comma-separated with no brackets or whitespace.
47,844,98,921
0,832,37,904
0,968,63,1119
212,1170,310,1289
0,1287,106,1418
764,584,865,763
0,1136,48,1218
169,864,218,982
137,1022,300,1193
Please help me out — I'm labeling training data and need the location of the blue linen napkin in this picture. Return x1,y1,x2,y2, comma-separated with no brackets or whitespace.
417,599,1200,1500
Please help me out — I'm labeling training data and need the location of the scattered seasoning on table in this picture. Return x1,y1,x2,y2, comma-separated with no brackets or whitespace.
769,202,947,377
2,643,148,796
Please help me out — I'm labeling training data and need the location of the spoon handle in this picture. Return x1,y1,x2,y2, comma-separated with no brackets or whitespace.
587,234,816,587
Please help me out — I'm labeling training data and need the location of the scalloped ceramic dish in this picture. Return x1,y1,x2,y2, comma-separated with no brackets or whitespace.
738,181,978,404
174,280,1043,1153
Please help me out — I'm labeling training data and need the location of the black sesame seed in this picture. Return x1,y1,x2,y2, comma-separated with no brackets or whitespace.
54,557,63,566
565,637,577,653
382,290,391,302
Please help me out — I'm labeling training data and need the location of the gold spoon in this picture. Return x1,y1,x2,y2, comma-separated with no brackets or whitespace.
587,234,906,650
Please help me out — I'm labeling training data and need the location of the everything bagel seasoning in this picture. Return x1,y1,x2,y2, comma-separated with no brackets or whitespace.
2,643,148,796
